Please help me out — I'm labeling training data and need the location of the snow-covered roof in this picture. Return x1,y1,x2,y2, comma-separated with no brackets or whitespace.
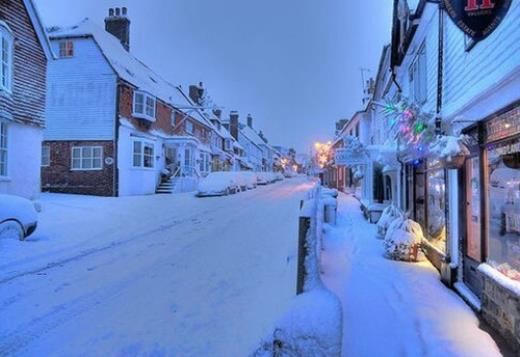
239,125,266,149
48,18,187,107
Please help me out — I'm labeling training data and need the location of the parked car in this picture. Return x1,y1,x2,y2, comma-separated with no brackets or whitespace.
0,194,38,241
197,172,241,197
240,172,258,190
274,172,285,182
256,172,269,186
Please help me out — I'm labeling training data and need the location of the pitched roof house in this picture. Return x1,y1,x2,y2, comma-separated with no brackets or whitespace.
43,9,214,196
0,0,53,199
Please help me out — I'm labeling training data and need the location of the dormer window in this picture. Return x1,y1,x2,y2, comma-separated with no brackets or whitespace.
186,121,194,134
133,91,156,121
58,40,74,58
224,139,231,151
0,21,14,92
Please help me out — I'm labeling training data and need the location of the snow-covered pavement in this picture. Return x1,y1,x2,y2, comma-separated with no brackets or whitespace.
0,177,314,356
321,194,502,357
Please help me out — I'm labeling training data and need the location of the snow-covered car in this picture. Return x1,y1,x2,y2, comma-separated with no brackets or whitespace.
197,172,241,197
0,194,38,241
240,172,258,190
256,172,269,185
274,172,285,182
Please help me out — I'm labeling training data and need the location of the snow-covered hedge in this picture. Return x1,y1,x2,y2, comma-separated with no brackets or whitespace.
383,218,424,262
251,289,342,357
377,205,404,238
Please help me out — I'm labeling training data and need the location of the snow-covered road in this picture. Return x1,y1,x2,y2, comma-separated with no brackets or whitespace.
321,194,501,357
0,178,314,356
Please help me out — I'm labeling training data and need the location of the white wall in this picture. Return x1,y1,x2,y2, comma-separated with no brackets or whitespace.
117,125,162,196
442,0,520,126
0,123,43,199
46,37,117,141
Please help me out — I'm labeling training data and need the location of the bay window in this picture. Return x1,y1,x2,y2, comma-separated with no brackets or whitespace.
133,140,154,168
133,91,156,121
71,146,103,170
0,22,13,92
0,122,7,176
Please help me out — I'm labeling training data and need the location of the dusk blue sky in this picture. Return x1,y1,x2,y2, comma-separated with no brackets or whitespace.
35,0,393,153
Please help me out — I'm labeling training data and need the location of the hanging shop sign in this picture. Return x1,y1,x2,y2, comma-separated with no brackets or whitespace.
334,148,367,166
486,108,520,143
443,0,512,41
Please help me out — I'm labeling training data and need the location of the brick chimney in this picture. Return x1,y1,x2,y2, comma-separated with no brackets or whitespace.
105,7,131,51
229,111,239,141
247,114,253,129
189,82,204,105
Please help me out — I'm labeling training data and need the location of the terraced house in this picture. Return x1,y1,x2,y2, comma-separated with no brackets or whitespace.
42,8,216,196
0,0,52,199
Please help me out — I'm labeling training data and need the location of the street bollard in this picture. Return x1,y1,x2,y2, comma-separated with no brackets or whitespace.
324,202,337,225
296,216,310,295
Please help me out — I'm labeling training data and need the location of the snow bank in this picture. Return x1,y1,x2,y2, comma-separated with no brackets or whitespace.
251,289,342,357
376,205,403,238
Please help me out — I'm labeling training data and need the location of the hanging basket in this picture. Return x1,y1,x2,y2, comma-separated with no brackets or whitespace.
440,152,467,170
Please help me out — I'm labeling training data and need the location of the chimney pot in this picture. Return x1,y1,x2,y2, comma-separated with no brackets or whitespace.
122,7,127,16
105,7,131,51
247,114,253,129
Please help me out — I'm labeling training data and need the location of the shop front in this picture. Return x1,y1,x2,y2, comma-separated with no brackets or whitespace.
459,104,520,350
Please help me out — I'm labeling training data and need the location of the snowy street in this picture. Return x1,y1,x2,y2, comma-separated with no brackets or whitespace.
321,194,502,357
0,178,314,356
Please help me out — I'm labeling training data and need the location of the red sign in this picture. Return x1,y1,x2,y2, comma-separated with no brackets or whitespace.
443,0,512,41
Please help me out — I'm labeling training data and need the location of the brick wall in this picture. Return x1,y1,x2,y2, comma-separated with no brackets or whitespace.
118,83,211,144
481,275,520,352
41,141,116,196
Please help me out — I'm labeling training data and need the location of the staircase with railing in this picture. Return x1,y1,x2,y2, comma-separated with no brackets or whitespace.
155,165,201,194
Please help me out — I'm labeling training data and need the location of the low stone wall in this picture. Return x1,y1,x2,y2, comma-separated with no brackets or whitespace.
480,271,520,352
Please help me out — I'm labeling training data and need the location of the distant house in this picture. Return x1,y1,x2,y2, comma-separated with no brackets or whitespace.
224,113,264,172
0,0,53,199
43,8,214,196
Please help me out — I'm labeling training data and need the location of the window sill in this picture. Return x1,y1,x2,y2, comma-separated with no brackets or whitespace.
131,166,155,171
132,113,156,123
70,168,103,172
0,176,11,182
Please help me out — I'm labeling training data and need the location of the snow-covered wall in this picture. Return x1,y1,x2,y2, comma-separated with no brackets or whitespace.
0,123,42,199
442,0,520,125
45,37,117,141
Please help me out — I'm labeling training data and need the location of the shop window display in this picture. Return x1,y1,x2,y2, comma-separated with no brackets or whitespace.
487,138,520,282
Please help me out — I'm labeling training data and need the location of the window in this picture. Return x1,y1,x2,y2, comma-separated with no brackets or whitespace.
0,22,13,92
0,122,7,176
409,43,427,105
224,139,232,151
186,121,194,134
171,110,177,126
133,91,156,121
426,165,447,253
42,145,50,167
132,140,154,168
487,138,520,282
71,146,103,170
58,40,74,58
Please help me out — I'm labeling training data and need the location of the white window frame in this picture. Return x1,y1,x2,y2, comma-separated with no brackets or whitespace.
58,40,74,58
71,146,103,171
171,109,177,126
0,21,14,93
224,139,232,151
132,139,155,169
42,145,50,167
409,43,427,105
186,121,194,134
132,90,156,122
0,121,8,177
